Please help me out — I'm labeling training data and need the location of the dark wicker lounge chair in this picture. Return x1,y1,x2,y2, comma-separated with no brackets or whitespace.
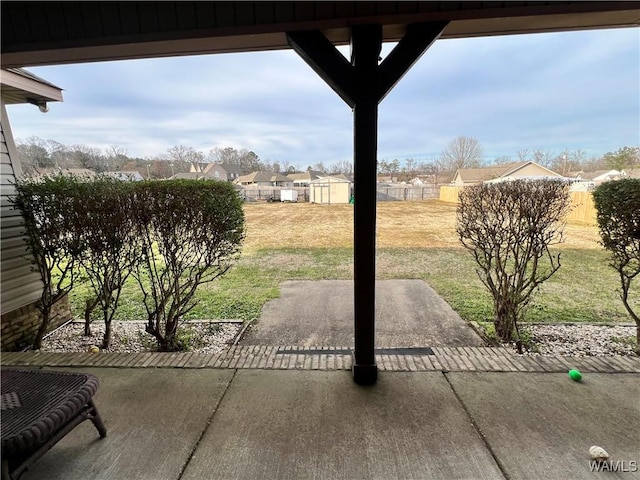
1,369,107,480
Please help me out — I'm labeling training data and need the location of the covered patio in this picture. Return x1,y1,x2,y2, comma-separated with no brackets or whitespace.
1,362,636,480
2,3,639,478
2,0,637,385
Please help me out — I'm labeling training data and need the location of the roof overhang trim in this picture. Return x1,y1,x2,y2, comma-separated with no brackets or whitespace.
0,69,63,104
2,4,638,68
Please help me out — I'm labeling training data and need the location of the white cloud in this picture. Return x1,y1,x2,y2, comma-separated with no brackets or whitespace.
6,27,638,167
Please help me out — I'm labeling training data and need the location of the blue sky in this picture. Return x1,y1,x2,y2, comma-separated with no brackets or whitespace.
6,26,639,169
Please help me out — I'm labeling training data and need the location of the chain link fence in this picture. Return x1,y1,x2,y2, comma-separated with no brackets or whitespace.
376,185,439,201
240,185,439,202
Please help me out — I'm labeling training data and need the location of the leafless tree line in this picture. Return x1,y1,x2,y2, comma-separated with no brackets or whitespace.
379,136,638,184
14,136,358,179
16,135,637,181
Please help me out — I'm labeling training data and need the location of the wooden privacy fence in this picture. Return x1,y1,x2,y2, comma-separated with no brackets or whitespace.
567,191,597,225
439,185,462,204
438,185,597,225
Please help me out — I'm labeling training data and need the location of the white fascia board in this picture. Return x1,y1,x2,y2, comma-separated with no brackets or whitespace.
0,69,63,102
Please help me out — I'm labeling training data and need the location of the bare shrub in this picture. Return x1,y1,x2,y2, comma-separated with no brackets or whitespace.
13,174,85,349
76,177,142,349
132,180,245,351
456,179,571,350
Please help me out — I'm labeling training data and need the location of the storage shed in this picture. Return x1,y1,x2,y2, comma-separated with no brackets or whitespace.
309,176,352,204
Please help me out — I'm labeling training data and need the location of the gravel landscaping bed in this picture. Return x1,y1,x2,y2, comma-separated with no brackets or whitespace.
507,324,637,356
39,321,243,354
36,321,638,357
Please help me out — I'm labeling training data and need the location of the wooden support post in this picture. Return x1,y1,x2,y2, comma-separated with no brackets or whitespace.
287,21,448,385
351,24,381,385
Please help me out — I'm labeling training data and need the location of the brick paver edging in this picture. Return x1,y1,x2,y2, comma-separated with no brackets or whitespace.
2,346,639,373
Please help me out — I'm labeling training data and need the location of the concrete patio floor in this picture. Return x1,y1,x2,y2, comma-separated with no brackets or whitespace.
15,367,640,480
6,279,639,479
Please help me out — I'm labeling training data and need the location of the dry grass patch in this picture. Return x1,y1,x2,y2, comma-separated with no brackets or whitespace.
243,203,353,252
243,200,601,251
560,222,601,249
376,201,461,248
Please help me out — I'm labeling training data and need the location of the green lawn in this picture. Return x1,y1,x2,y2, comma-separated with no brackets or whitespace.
378,247,633,324
69,245,634,326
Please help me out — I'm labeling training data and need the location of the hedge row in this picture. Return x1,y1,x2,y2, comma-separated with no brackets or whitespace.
14,175,245,351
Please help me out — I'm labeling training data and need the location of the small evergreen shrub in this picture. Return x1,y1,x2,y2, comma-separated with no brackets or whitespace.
593,178,640,354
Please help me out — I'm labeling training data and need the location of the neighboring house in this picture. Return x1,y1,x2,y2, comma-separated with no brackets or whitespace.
34,167,96,179
569,181,595,192
410,175,435,186
188,163,242,182
190,162,208,173
309,176,352,204
287,170,325,187
623,169,640,179
191,162,243,181
377,175,399,183
574,169,623,185
235,171,293,187
452,161,562,186
0,68,63,349
335,173,354,183
567,169,623,191
219,163,243,181
104,171,144,181
202,163,229,181
169,172,220,180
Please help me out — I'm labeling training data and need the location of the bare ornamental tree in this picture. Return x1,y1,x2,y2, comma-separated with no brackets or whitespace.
132,180,245,351
105,144,130,171
16,136,52,171
69,144,107,172
457,179,572,350
13,174,86,349
76,177,142,349
165,145,205,175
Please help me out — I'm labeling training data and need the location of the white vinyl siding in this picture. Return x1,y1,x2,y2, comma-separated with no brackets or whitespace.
0,101,43,314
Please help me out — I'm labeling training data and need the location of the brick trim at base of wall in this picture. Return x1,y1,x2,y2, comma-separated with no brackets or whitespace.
1,295,71,352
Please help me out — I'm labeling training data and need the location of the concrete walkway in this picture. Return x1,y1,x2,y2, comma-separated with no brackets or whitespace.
240,280,485,347
6,366,638,480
